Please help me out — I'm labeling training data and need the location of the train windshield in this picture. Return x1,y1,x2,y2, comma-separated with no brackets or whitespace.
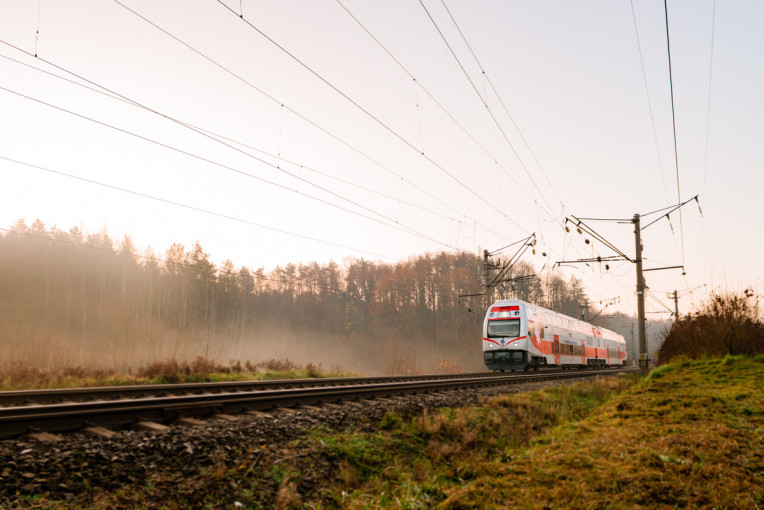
487,319,521,338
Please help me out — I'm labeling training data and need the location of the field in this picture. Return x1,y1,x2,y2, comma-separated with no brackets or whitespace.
0,358,352,391
8,355,761,509
283,355,762,508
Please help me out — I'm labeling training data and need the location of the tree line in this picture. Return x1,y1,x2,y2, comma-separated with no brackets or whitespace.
2,219,606,374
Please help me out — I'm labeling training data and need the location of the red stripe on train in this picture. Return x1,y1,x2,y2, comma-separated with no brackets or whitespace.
491,306,520,312
483,336,527,345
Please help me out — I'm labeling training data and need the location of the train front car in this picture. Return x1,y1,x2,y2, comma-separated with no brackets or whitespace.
483,299,628,371
482,299,530,372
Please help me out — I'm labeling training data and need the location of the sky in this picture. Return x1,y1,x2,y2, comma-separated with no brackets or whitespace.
0,0,762,317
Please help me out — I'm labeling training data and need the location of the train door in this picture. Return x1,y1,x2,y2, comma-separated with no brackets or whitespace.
581,340,586,365
553,335,560,365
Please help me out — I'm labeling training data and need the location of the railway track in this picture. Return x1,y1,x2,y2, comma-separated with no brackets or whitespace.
0,368,636,439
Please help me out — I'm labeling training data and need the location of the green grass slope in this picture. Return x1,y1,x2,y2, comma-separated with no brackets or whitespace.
437,356,763,509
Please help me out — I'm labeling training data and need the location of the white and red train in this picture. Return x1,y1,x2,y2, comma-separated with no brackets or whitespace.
483,299,627,372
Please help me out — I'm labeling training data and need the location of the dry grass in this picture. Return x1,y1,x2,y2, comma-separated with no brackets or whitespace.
290,357,761,508
302,375,636,508
437,355,763,509
12,358,758,509
0,357,348,390
435,356,463,374
658,288,763,363
382,354,422,376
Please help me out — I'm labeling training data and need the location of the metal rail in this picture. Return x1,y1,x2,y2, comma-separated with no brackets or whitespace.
0,370,560,406
0,368,635,438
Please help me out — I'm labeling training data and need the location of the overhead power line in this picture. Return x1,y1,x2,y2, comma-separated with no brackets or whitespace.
662,0,686,271
702,0,717,197
415,1,635,303
85,3,523,240
211,0,526,231
417,0,561,217
0,47,508,244
628,0,669,203
0,155,396,260
0,84,458,251
438,0,565,216
334,0,545,217
2,5,639,309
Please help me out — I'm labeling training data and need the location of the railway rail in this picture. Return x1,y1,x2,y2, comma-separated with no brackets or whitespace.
0,368,636,439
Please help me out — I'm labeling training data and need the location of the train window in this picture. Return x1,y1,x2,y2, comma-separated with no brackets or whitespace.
586,336,592,346
487,320,521,338
540,327,545,339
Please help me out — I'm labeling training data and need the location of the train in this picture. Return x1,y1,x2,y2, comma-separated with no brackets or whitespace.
483,299,627,372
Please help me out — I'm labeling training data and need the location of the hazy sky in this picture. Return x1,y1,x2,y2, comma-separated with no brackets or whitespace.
1,0,761,317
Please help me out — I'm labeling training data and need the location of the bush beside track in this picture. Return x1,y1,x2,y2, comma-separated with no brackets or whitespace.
657,289,763,364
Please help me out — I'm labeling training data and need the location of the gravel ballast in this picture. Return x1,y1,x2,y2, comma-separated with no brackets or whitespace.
0,376,602,506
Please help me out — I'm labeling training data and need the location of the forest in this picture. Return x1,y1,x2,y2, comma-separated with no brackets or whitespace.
0,219,661,374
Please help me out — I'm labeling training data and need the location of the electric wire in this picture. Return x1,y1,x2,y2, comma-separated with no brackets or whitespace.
212,0,525,230
702,0,717,198
662,0,686,272
647,290,674,314
333,0,544,218
4,6,649,313
0,46,508,242
95,6,521,240
417,0,557,216
418,3,638,303
438,0,566,215
629,0,669,203
0,86,453,251
0,155,396,260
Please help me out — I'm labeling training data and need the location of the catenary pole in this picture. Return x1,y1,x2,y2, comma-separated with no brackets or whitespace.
634,214,649,375
483,249,492,311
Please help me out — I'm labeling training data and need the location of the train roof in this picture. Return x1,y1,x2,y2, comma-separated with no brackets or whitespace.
488,299,626,344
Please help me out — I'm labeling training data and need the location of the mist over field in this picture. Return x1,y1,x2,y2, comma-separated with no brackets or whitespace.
0,220,666,376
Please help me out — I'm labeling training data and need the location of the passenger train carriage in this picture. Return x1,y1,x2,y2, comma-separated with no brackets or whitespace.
483,299,627,372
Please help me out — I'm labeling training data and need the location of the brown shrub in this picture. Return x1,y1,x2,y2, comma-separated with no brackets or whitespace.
657,288,764,364
257,358,298,372
382,354,421,375
435,356,463,374
305,362,322,378
275,474,302,510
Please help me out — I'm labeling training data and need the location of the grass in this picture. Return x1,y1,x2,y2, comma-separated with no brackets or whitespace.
294,356,762,508
6,356,761,509
297,375,637,508
0,358,354,391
